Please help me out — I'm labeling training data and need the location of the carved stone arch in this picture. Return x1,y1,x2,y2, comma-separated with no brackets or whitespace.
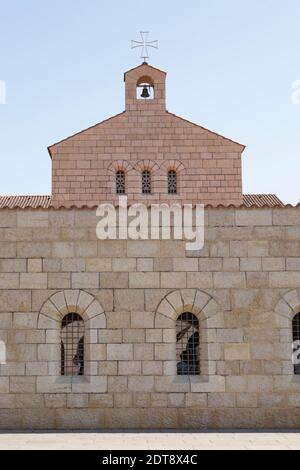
274,289,300,321
161,159,185,173
154,289,224,379
155,288,223,326
133,159,160,174
107,160,133,174
38,289,106,328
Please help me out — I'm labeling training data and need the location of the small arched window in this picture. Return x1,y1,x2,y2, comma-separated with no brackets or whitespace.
116,170,126,195
293,312,300,375
168,170,177,194
61,313,84,376
142,170,151,194
176,312,199,376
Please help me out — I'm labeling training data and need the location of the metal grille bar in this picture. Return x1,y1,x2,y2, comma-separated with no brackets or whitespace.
293,313,300,375
116,170,126,195
176,312,200,375
142,170,151,194
61,313,84,376
168,170,177,194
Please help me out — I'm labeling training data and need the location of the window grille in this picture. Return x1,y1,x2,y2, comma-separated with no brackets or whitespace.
61,313,84,376
142,170,151,194
116,170,126,195
293,313,300,375
176,312,200,375
168,170,177,194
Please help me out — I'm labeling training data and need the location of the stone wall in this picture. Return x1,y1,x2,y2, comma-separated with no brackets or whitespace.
0,206,300,429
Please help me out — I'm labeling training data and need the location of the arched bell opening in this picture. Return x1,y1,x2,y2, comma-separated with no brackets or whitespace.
136,75,155,100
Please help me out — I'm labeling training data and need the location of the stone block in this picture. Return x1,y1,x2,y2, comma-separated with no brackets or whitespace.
100,272,128,288
123,329,145,343
173,258,198,271
112,258,136,272
20,273,47,289
190,376,225,393
187,272,213,288
137,258,153,271
13,312,38,329
37,376,72,393
269,272,300,288
217,329,244,343
129,272,159,288
107,344,133,360
9,376,36,393
28,258,42,273
98,329,122,343
224,343,250,360
0,273,19,289
186,393,207,408
168,393,185,407
48,273,71,289
208,392,236,408
146,329,163,343
86,258,111,272
154,343,175,360
214,272,246,288
71,377,107,393
161,272,186,288
114,290,144,311
17,210,48,227
142,361,163,375
240,258,262,272
72,273,99,289
106,311,130,329
235,209,272,226
128,376,154,392
90,344,106,360
134,344,153,360
119,361,141,375
131,311,154,328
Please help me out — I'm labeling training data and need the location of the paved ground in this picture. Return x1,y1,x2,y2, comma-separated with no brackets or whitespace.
0,431,300,450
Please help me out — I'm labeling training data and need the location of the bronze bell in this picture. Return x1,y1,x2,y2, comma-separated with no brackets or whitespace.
141,86,150,98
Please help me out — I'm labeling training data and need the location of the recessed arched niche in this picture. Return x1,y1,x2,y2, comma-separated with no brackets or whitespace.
136,75,154,100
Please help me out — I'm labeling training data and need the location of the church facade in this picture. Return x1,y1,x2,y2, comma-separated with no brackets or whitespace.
0,63,300,429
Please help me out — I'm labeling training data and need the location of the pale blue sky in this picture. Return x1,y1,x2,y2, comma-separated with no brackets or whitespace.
0,0,300,203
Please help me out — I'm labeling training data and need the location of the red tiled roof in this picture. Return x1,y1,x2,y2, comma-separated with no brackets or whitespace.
243,194,284,208
0,194,286,209
0,195,52,209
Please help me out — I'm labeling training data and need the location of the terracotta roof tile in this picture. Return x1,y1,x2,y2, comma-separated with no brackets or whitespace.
243,194,284,208
0,194,286,209
0,195,52,209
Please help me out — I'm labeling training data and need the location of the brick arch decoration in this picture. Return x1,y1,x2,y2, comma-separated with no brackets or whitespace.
133,159,160,173
155,289,225,378
38,290,106,385
107,160,133,174
161,159,185,173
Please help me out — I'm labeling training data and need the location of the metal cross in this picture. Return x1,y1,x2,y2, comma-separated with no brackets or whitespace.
131,31,158,63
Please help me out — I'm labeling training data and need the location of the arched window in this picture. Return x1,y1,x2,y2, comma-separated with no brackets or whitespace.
61,313,84,376
176,312,199,375
168,170,177,194
142,170,151,194
116,170,126,195
293,312,300,375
